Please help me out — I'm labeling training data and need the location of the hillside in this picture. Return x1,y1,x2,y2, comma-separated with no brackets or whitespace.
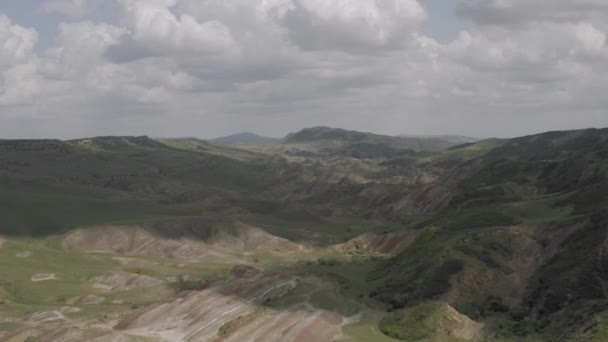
400,134,480,145
211,132,281,145
0,136,285,236
369,128,608,340
285,126,460,153
0,127,607,341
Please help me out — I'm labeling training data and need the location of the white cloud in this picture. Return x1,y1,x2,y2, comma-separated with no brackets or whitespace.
283,0,427,50
44,21,126,78
110,0,237,61
0,15,40,106
1,1,608,138
0,62,42,107
0,15,37,67
444,22,607,77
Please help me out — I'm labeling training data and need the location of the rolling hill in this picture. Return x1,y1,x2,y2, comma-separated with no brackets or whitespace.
211,132,281,145
285,126,460,152
1,127,607,341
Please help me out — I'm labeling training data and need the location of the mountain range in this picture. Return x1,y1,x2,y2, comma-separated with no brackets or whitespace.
210,132,282,145
0,126,607,341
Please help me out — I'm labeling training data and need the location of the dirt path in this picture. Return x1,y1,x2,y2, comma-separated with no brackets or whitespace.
16,251,32,258
31,273,58,282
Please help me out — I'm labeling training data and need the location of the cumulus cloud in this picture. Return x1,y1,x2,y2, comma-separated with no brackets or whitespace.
444,23,606,77
0,15,40,106
0,15,37,66
282,0,427,51
107,0,236,62
45,21,126,78
0,0,607,139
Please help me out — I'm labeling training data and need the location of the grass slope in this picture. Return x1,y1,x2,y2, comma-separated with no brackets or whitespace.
1,127,608,341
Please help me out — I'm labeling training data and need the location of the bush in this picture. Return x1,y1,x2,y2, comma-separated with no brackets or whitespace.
421,259,464,298
318,258,339,266
379,302,442,341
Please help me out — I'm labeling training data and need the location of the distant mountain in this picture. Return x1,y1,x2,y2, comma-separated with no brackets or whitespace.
439,135,480,144
2,127,608,341
211,132,280,145
70,136,170,150
398,134,480,144
285,126,459,152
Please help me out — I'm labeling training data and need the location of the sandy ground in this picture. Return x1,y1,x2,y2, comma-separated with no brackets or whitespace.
0,328,40,342
2,227,376,342
17,274,348,342
112,275,346,342
62,227,238,263
16,251,32,258
436,304,485,341
62,225,306,265
90,273,164,292
31,273,58,282
112,256,158,268
26,307,80,324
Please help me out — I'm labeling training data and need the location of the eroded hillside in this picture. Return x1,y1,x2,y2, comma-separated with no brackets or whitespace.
1,127,608,341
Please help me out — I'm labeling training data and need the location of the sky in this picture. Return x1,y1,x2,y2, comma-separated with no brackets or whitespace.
0,0,607,139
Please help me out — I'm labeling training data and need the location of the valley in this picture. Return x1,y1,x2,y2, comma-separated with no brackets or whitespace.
0,224,400,341
0,127,607,341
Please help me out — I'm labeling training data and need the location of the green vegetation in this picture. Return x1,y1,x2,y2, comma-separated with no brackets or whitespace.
0,237,227,323
417,138,504,165
0,321,17,332
265,281,317,309
379,302,468,342
0,239,114,309
210,132,281,146
310,290,362,317
247,212,396,246
1,127,608,341
298,255,388,310
285,126,459,152
0,136,280,237
574,311,608,342
341,310,400,342
0,182,175,236
160,138,263,160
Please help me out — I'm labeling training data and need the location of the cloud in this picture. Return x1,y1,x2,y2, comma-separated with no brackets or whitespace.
0,15,38,67
0,61,42,107
444,22,606,77
0,15,40,106
1,0,608,139
282,0,426,51
44,21,126,79
108,0,236,62
456,0,608,28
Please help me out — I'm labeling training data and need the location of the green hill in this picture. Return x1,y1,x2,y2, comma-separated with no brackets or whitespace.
1,127,608,341
211,132,282,145
286,126,459,152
